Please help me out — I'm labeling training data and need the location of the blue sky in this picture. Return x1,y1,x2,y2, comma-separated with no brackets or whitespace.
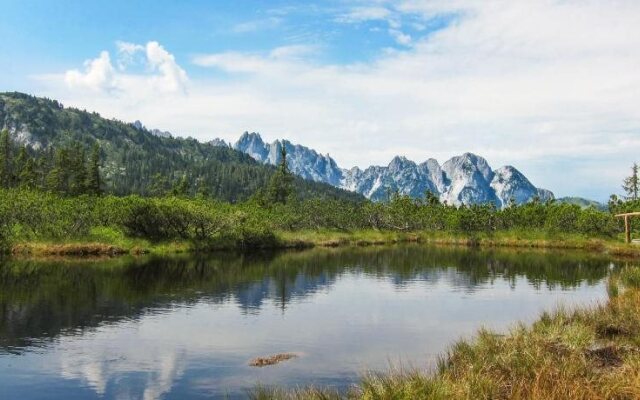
2,0,640,201
0,0,449,84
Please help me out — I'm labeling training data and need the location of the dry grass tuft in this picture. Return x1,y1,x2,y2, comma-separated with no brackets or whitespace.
254,270,640,400
12,242,127,256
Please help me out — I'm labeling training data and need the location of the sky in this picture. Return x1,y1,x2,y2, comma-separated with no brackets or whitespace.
1,0,640,201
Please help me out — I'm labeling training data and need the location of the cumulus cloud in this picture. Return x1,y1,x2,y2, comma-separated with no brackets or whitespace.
64,51,116,92
59,41,188,95
115,40,145,70
145,41,189,93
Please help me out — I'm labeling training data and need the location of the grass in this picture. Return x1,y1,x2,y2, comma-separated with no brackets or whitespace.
250,270,640,400
9,227,194,256
9,228,640,258
279,229,640,258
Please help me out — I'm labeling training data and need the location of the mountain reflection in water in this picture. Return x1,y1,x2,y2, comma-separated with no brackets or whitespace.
0,245,615,399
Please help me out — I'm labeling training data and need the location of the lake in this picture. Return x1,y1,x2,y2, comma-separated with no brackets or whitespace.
0,245,616,399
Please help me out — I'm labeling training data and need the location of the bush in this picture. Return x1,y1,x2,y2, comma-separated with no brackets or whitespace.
544,203,580,232
576,207,617,236
0,188,626,248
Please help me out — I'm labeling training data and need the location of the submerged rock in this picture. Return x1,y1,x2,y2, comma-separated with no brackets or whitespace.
249,353,299,367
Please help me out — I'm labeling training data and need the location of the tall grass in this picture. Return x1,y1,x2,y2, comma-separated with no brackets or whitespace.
253,270,640,400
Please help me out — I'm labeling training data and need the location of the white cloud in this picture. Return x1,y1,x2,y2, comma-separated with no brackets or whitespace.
192,45,317,73
116,40,144,55
336,5,410,47
336,6,393,23
37,2,640,199
57,41,188,95
64,51,116,92
269,44,316,59
231,17,282,33
389,29,411,45
115,40,145,70
145,41,189,93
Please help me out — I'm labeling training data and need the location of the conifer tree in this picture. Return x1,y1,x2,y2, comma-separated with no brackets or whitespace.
623,162,639,200
425,190,441,206
15,147,37,188
172,175,190,197
264,144,294,204
19,158,37,189
86,143,102,195
70,144,87,195
0,129,12,188
149,173,169,197
46,148,68,193
195,177,210,198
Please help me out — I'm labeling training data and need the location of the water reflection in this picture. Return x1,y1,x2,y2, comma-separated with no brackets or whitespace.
0,245,618,399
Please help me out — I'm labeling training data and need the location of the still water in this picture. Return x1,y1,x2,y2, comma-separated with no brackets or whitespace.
0,245,616,399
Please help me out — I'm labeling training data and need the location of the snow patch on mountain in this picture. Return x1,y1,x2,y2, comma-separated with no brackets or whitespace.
231,132,553,207
235,132,343,186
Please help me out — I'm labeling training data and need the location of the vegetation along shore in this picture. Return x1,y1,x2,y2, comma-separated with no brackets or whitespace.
250,266,640,399
1,187,639,258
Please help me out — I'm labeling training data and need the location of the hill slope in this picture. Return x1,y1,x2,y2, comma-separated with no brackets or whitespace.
557,196,605,210
0,92,364,202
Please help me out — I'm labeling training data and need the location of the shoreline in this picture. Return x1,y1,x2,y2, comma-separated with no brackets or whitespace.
4,230,639,399
6,229,639,259
254,268,640,399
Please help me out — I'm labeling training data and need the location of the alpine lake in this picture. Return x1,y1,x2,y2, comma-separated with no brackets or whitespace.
0,244,620,399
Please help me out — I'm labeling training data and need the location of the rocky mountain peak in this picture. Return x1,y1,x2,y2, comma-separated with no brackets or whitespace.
388,156,415,172
234,132,269,162
231,133,552,207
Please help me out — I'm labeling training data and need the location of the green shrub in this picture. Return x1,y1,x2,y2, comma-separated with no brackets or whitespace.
576,207,617,236
0,188,626,247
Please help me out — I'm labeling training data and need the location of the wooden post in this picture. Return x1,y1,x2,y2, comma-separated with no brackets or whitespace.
625,215,631,244
615,212,640,244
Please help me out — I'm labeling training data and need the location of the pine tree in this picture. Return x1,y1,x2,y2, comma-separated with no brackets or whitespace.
0,129,12,188
608,194,623,212
70,144,87,195
86,143,102,195
623,163,639,200
263,144,294,205
46,148,68,194
46,166,64,193
424,190,441,206
172,175,190,197
19,158,37,189
195,177,210,198
149,173,169,197
15,147,37,189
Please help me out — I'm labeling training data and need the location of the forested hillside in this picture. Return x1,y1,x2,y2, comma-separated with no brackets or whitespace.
0,92,363,202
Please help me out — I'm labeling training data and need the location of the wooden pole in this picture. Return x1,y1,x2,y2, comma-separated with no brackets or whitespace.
625,215,631,244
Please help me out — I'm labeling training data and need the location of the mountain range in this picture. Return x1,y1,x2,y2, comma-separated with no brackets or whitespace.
1,92,554,206
224,132,553,207
0,92,362,202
